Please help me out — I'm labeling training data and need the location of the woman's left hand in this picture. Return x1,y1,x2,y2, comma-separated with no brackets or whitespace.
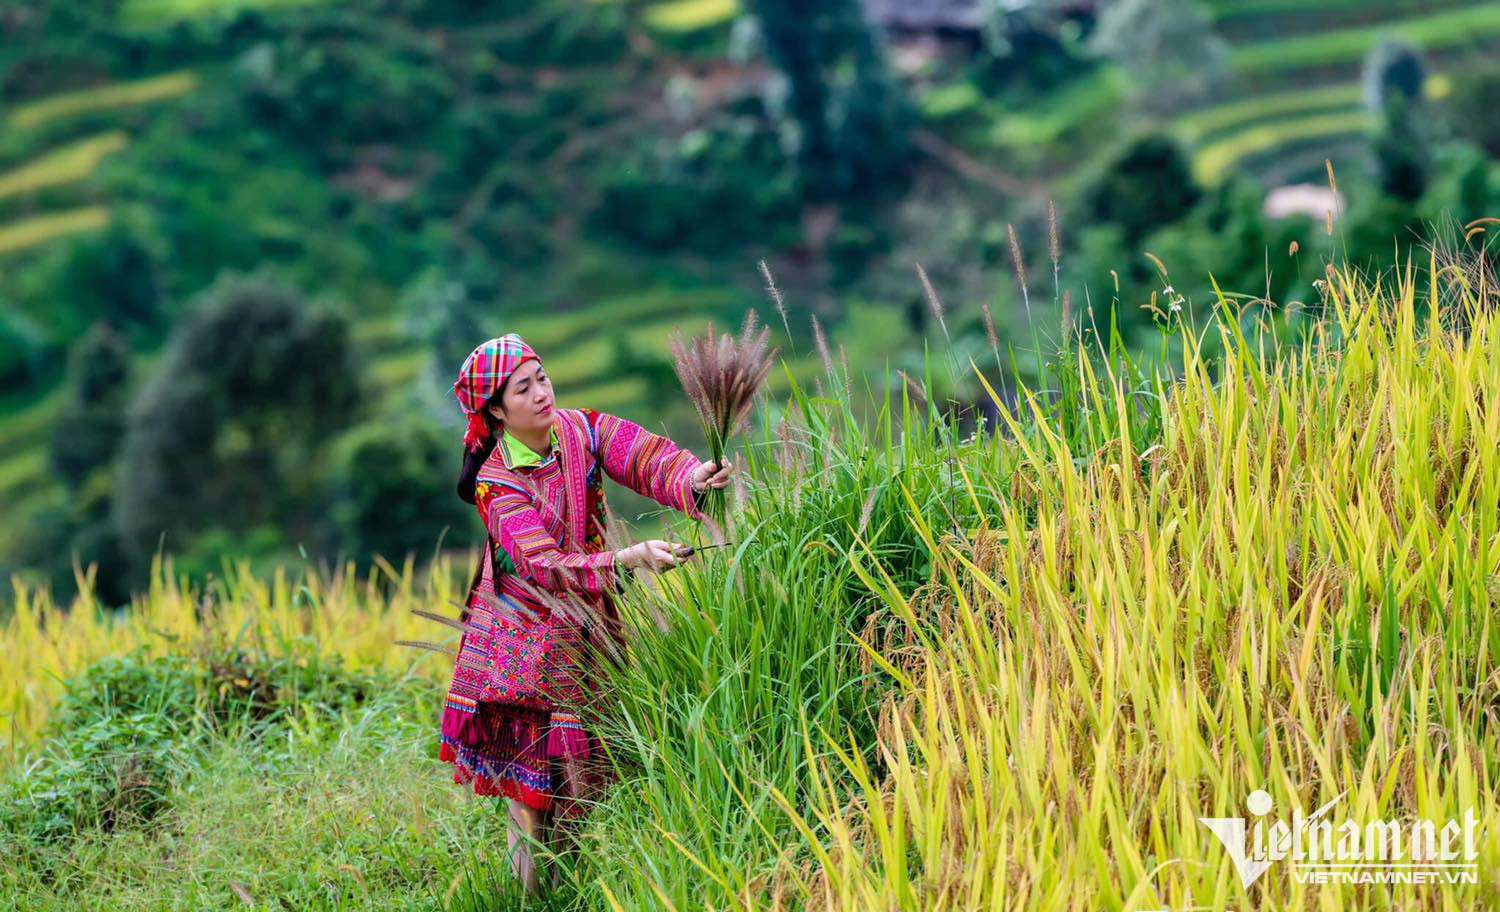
691,458,732,492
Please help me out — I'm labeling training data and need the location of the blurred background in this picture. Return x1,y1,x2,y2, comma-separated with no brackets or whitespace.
3,0,1499,606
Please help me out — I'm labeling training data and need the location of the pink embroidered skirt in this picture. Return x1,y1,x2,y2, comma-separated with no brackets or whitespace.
438,621,616,821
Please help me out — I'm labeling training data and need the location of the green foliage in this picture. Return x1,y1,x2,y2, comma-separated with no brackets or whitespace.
1362,36,1426,111
44,653,202,736
10,217,163,343
196,643,386,729
25,323,136,602
594,117,801,254
1089,0,1228,113
746,0,913,203
1083,133,1202,247
237,29,449,172
1443,60,1500,158
49,321,131,486
399,268,487,378
0,309,47,390
0,644,393,863
1372,92,1431,202
322,417,476,564
113,274,362,579
2,653,197,847
1229,4,1500,76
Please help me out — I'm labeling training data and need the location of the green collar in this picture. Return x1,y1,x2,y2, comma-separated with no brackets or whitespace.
500,425,558,469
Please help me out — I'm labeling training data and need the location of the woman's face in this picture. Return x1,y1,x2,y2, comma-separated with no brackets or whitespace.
487,358,554,435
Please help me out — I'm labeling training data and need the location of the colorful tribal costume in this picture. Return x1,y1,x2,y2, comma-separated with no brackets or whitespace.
440,334,708,823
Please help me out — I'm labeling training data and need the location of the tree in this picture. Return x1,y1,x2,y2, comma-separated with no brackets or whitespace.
1084,134,1201,247
1373,93,1431,202
50,321,131,486
1089,0,1228,116
113,275,362,576
1363,37,1425,113
15,220,163,341
1363,39,1430,202
322,418,475,564
0,309,44,390
400,268,486,386
1443,61,1500,158
746,0,912,203
20,323,137,605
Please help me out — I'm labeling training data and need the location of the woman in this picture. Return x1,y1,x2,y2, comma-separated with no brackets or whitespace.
438,333,730,894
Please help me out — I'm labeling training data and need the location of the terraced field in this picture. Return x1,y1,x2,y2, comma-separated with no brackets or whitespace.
906,1,1500,187
6,0,1496,572
1177,2,1500,184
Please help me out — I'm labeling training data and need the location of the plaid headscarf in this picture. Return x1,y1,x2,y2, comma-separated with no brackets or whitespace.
453,334,540,452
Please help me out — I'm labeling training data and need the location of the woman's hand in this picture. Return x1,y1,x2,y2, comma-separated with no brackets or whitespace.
614,539,692,572
690,458,732,493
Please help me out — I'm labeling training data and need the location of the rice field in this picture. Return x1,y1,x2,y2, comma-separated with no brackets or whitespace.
748,262,1500,910
6,72,199,130
641,0,739,33
119,0,332,28
1191,109,1374,184
1173,83,1364,146
1168,1,1493,186
6,257,1500,909
0,133,129,202
1229,4,1500,76
0,206,110,255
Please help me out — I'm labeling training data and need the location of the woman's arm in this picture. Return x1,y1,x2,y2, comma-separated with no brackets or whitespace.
586,409,707,520
476,480,619,594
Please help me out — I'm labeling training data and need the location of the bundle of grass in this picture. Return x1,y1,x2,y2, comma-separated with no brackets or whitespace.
669,310,779,526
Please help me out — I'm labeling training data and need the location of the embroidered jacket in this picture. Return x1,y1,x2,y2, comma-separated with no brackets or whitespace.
443,406,707,716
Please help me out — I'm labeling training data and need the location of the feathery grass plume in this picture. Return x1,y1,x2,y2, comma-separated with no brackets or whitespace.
856,485,879,535
1007,223,1031,323
669,310,779,525
810,313,834,379
898,368,927,413
836,342,852,394
758,258,794,356
774,415,804,478
915,263,951,347
1061,289,1073,337
980,294,1000,368
915,263,967,402
1047,199,1061,302
786,417,810,510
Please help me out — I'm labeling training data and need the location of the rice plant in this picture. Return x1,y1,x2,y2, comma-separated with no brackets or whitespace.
741,260,1500,910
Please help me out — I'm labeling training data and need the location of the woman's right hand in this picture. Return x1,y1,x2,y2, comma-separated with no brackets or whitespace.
614,539,691,572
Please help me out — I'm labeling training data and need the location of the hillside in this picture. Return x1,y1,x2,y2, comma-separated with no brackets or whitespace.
3,0,1500,602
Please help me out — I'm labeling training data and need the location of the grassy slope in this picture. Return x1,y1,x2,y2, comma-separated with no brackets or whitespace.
1176,3,1500,182
0,4,782,551
4,0,1500,569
